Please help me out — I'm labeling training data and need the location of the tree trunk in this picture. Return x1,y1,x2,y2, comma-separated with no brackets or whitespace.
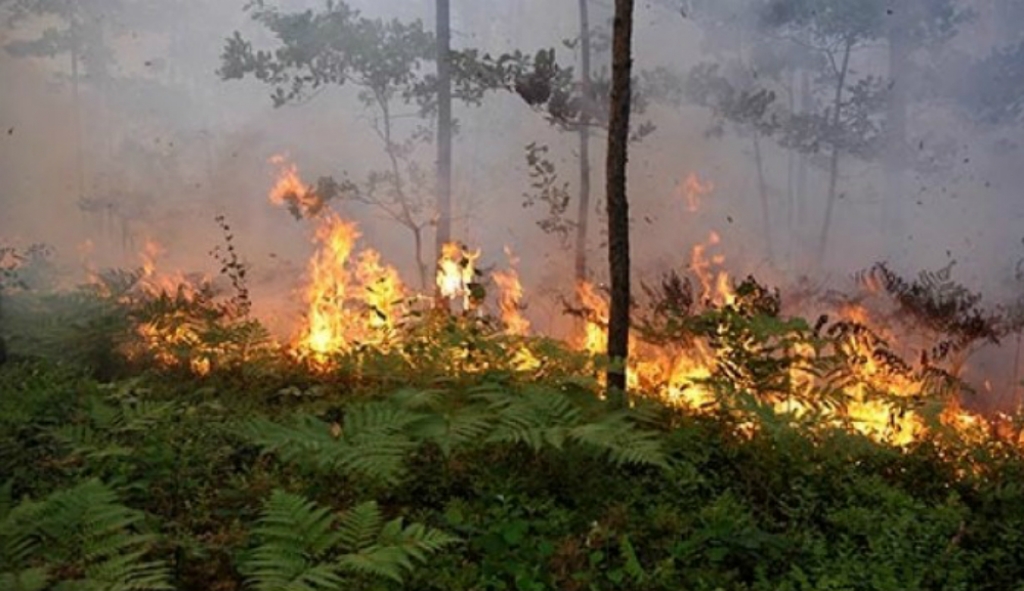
752,131,774,265
435,0,453,281
379,96,429,290
605,0,634,406
785,70,796,269
69,9,84,206
574,0,592,286
815,40,853,268
883,4,912,267
795,69,810,269
413,226,427,290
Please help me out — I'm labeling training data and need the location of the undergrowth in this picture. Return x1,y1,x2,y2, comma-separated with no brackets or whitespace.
3,250,1024,589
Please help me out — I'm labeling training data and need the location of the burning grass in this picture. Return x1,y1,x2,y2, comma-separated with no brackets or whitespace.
3,161,1024,459
8,171,1024,591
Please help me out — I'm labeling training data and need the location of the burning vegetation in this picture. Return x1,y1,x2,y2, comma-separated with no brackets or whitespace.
8,0,1024,588
5,159,1021,458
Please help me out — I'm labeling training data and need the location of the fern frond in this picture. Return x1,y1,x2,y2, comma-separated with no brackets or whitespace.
389,387,446,411
116,400,177,434
241,403,422,484
336,501,384,553
241,490,344,591
336,502,458,583
407,409,495,457
0,481,44,573
239,415,335,461
569,411,669,469
482,386,581,452
259,490,343,556
241,493,456,590
0,568,48,591
42,480,171,590
4,479,174,591
49,424,133,461
335,402,421,482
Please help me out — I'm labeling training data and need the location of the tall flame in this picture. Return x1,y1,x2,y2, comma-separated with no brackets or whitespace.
355,249,404,338
268,157,404,366
493,246,530,336
576,281,609,355
691,231,735,307
300,213,361,362
437,242,480,310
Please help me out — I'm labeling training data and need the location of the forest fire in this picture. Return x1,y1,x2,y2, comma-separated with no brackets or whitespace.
297,213,363,363
493,247,530,336
7,2,1024,587
114,238,219,375
267,157,407,367
437,241,480,311
100,159,1009,452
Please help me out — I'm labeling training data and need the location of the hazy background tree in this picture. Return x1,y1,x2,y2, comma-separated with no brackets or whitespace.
3,0,122,206
879,0,968,266
220,1,445,288
435,0,452,294
575,0,594,285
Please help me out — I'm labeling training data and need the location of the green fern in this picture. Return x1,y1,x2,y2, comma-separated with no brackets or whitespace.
0,480,47,591
392,388,495,457
240,491,457,590
469,384,668,467
0,479,171,591
568,410,669,469
241,490,345,591
241,401,423,484
408,408,496,458
337,506,459,583
48,395,176,464
478,384,582,451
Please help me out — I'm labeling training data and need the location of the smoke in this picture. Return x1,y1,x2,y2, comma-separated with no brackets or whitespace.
1,0,1023,404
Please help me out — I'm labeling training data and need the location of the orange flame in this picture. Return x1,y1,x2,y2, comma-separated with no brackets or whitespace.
576,281,609,355
437,242,480,310
299,213,361,362
676,172,714,213
269,155,324,217
268,157,406,367
355,249,404,337
691,231,735,307
113,160,1019,452
493,247,531,336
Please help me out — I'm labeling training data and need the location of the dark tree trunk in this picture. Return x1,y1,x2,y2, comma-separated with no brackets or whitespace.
574,0,592,286
435,0,452,279
605,0,634,406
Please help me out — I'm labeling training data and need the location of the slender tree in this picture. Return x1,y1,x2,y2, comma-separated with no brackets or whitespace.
881,0,966,265
761,0,891,268
3,0,120,205
435,0,453,276
882,0,913,265
605,0,634,405
220,2,443,288
574,0,593,285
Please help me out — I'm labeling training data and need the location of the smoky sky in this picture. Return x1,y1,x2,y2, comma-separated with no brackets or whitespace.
1,0,1023,339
